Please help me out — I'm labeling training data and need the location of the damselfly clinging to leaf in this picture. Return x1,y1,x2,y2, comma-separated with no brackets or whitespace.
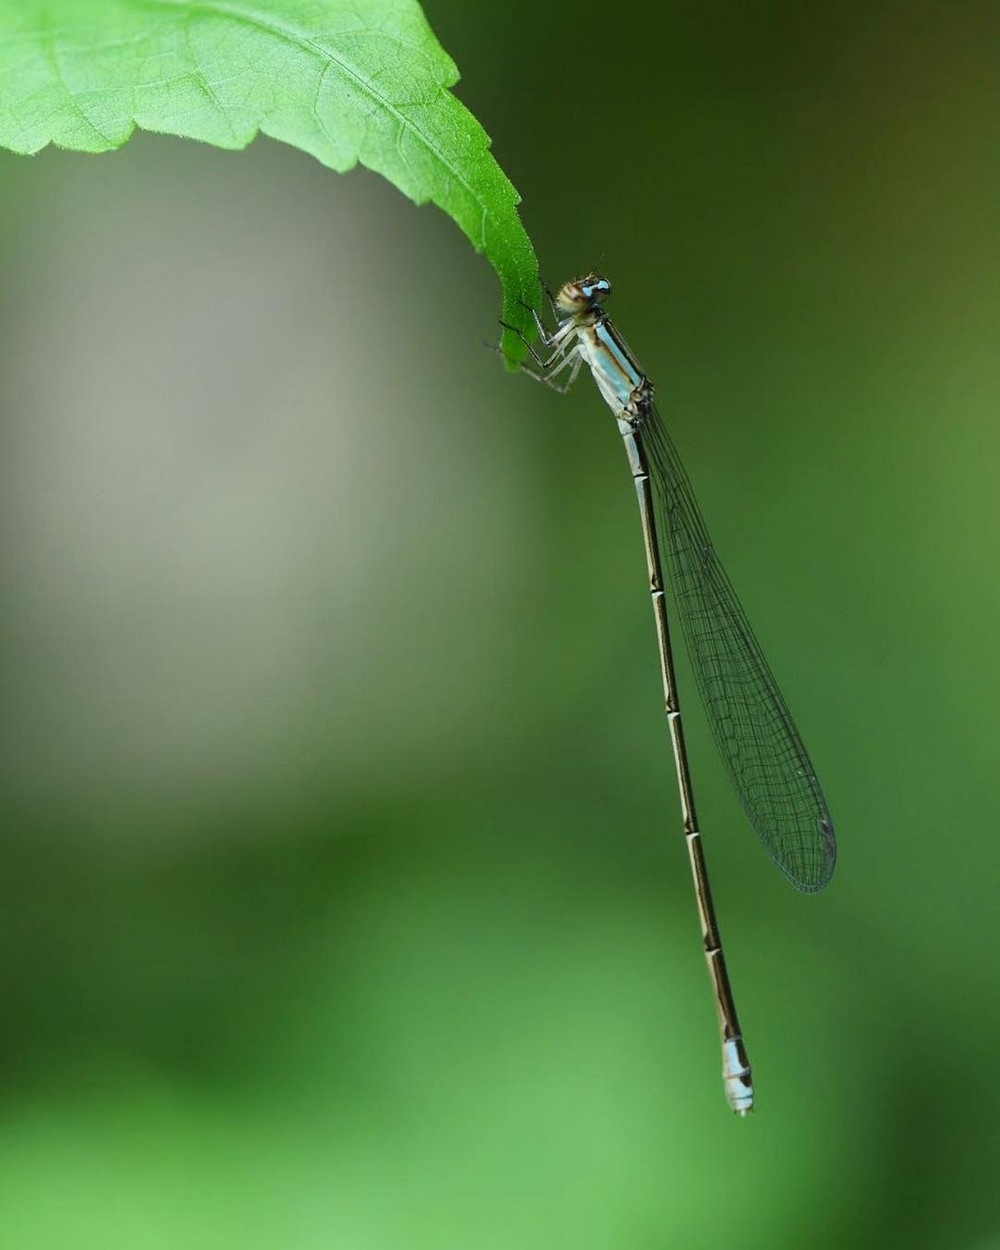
504,275,836,1115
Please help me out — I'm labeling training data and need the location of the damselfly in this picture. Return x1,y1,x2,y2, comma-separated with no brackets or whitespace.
505,275,836,1114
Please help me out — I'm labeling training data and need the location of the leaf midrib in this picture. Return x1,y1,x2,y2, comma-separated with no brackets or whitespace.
139,0,486,240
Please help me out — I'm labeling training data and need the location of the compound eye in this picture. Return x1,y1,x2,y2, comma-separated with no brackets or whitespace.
553,282,585,315
579,276,612,303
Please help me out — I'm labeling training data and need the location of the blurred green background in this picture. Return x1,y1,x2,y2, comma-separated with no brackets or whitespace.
1,1,997,1246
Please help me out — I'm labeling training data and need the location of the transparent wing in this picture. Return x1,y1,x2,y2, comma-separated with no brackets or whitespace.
642,404,836,892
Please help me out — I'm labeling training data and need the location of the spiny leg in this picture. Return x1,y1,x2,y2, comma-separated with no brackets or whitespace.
518,299,558,348
496,315,583,393
515,350,583,395
499,317,570,369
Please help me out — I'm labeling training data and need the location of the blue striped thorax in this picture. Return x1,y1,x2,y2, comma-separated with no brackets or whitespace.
552,273,653,425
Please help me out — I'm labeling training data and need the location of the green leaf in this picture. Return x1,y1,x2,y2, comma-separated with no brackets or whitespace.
0,0,539,361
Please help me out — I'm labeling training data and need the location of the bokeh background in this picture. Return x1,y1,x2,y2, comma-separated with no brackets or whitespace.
1,1,997,1246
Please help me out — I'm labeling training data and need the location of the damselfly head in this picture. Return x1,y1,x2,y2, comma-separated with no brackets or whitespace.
554,274,613,317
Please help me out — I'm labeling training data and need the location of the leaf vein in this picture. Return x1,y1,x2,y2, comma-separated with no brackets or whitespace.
139,0,485,234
